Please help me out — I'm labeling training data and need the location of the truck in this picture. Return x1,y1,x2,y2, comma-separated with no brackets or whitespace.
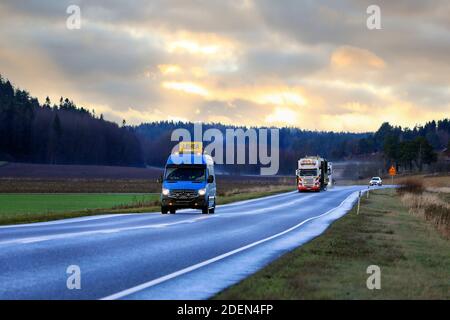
159,142,217,214
296,156,330,192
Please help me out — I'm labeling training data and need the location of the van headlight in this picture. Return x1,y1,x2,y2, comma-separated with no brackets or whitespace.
162,188,170,196
198,188,206,196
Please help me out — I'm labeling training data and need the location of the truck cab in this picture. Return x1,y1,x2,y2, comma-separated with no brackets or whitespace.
296,156,329,192
160,153,216,214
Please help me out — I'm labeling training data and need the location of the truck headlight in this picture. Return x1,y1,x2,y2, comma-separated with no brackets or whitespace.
162,188,170,196
198,188,206,196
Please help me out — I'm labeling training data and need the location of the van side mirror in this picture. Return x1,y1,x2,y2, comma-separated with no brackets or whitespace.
207,175,214,183
157,175,163,184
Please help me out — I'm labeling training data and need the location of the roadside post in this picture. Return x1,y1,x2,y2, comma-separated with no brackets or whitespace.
357,191,361,215
367,186,370,199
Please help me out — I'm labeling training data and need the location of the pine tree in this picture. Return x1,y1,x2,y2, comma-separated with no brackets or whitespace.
44,96,51,109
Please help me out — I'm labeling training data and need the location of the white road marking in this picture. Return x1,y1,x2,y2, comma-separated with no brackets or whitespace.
0,216,212,245
223,194,315,216
218,190,297,207
0,191,298,230
0,214,131,229
100,191,358,300
0,192,315,246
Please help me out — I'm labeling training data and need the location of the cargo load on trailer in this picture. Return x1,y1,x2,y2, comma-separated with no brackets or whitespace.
296,156,330,192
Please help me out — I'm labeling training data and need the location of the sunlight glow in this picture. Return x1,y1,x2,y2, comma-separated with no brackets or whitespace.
265,107,298,125
167,40,219,55
257,92,307,106
158,64,182,75
162,81,209,97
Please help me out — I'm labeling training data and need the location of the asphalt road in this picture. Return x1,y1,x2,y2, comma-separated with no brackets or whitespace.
0,185,372,300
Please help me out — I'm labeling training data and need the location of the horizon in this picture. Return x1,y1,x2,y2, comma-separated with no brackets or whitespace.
2,72,448,135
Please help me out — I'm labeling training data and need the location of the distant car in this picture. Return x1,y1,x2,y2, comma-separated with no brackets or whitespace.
369,177,382,186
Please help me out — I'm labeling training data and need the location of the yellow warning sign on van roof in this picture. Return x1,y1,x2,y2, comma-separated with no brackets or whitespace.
179,141,203,154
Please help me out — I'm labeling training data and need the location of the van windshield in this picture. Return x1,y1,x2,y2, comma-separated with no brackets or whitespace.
299,169,317,176
165,166,206,182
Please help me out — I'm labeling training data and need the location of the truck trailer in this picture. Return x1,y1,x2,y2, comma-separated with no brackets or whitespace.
296,156,330,192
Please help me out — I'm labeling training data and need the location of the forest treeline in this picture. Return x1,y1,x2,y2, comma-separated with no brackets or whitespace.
1,75,449,174
0,76,143,166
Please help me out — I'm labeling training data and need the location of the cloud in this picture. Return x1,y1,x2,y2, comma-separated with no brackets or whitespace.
162,81,210,97
331,46,385,69
0,0,448,132
242,47,327,78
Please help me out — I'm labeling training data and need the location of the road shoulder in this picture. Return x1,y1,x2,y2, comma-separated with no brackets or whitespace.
215,189,450,299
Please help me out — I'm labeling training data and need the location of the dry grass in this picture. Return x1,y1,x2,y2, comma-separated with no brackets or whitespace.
422,175,450,194
0,178,159,193
0,175,294,194
220,185,292,197
111,198,160,210
397,176,450,238
397,178,425,195
396,174,449,189
422,175,450,188
430,187,450,194
400,192,450,238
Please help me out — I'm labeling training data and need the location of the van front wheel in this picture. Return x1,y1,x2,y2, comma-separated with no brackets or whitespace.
202,206,209,214
209,202,216,214
161,207,168,214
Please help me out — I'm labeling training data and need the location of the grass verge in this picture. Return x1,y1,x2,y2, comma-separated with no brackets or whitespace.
0,186,293,226
0,194,159,225
215,189,450,299
397,178,450,238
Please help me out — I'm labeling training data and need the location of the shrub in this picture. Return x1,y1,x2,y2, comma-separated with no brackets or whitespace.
400,192,450,238
397,178,424,195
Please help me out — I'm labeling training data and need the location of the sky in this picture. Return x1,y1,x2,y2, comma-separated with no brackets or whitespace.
0,0,449,132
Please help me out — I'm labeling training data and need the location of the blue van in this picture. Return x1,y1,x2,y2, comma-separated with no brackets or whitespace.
160,153,216,214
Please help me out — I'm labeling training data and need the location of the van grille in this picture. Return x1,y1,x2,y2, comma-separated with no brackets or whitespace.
170,189,198,199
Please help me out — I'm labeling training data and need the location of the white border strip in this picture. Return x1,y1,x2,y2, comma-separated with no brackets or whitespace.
0,191,297,230
0,214,131,229
101,191,357,300
218,190,297,207
1,194,316,246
